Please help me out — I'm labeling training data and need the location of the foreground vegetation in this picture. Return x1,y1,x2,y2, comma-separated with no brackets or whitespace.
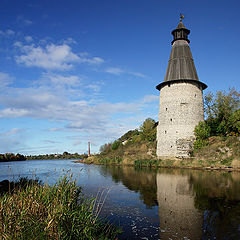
0,176,119,239
78,88,240,170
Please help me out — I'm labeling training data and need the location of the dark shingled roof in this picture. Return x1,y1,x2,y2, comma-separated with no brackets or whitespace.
156,21,207,91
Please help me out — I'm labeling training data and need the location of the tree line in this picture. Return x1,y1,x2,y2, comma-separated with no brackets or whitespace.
27,152,88,160
0,153,26,162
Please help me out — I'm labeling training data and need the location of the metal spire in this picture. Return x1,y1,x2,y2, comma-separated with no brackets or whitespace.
180,13,184,22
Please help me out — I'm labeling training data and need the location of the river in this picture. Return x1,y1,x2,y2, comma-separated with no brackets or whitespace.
0,159,240,240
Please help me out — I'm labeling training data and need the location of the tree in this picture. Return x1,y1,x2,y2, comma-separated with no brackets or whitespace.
204,88,240,136
112,140,121,150
193,121,211,149
194,88,240,149
99,143,112,153
139,118,157,142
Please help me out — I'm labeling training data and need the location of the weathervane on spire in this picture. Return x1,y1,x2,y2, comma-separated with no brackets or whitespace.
180,13,184,22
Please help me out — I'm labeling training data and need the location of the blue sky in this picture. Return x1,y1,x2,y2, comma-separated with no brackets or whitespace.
0,0,239,155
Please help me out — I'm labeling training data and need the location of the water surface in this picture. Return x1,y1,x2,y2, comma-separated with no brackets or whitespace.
1,159,240,239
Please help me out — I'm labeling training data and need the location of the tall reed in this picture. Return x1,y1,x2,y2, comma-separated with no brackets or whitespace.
0,175,120,239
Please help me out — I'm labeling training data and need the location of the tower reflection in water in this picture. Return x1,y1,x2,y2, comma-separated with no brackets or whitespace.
156,169,240,239
100,166,240,239
157,172,202,239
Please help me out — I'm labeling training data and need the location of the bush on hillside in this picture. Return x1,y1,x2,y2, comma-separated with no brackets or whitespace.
194,121,211,140
112,140,121,150
139,118,157,142
119,129,139,142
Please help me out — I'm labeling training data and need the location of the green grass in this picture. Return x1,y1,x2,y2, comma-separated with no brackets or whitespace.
0,175,120,240
134,159,160,168
97,157,123,165
220,156,234,166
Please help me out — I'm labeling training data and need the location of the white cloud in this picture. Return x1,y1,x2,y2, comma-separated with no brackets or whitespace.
63,37,77,45
0,128,26,153
0,82,152,135
25,36,33,42
23,19,33,25
0,29,15,37
48,74,81,87
6,29,15,36
142,95,159,103
105,67,124,75
13,41,23,47
2,128,23,137
0,72,13,87
83,57,104,64
15,43,104,70
15,44,80,70
78,52,104,64
85,84,101,92
48,128,62,132
105,67,146,78
129,72,146,78
0,108,29,118
17,16,33,26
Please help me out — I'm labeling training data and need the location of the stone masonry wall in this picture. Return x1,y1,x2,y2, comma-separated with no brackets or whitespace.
156,81,204,158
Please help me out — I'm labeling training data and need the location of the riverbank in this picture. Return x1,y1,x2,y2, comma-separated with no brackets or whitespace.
74,157,240,172
0,176,119,239
75,136,240,172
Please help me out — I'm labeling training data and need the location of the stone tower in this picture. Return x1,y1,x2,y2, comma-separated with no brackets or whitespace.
156,19,207,158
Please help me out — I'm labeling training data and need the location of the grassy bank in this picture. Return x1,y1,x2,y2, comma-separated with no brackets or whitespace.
0,176,119,239
76,136,240,171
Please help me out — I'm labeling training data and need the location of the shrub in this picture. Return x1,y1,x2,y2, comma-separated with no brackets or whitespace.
194,121,211,140
193,139,208,149
112,140,120,150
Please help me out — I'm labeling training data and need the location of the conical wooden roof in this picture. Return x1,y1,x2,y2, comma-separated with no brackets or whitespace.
156,21,207,91
164,39,199,82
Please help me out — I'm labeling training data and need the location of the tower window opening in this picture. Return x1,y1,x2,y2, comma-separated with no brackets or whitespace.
166,108,168,111
171,146,172,148
165,130,167,134
195,94,197,97
170,118,172,121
